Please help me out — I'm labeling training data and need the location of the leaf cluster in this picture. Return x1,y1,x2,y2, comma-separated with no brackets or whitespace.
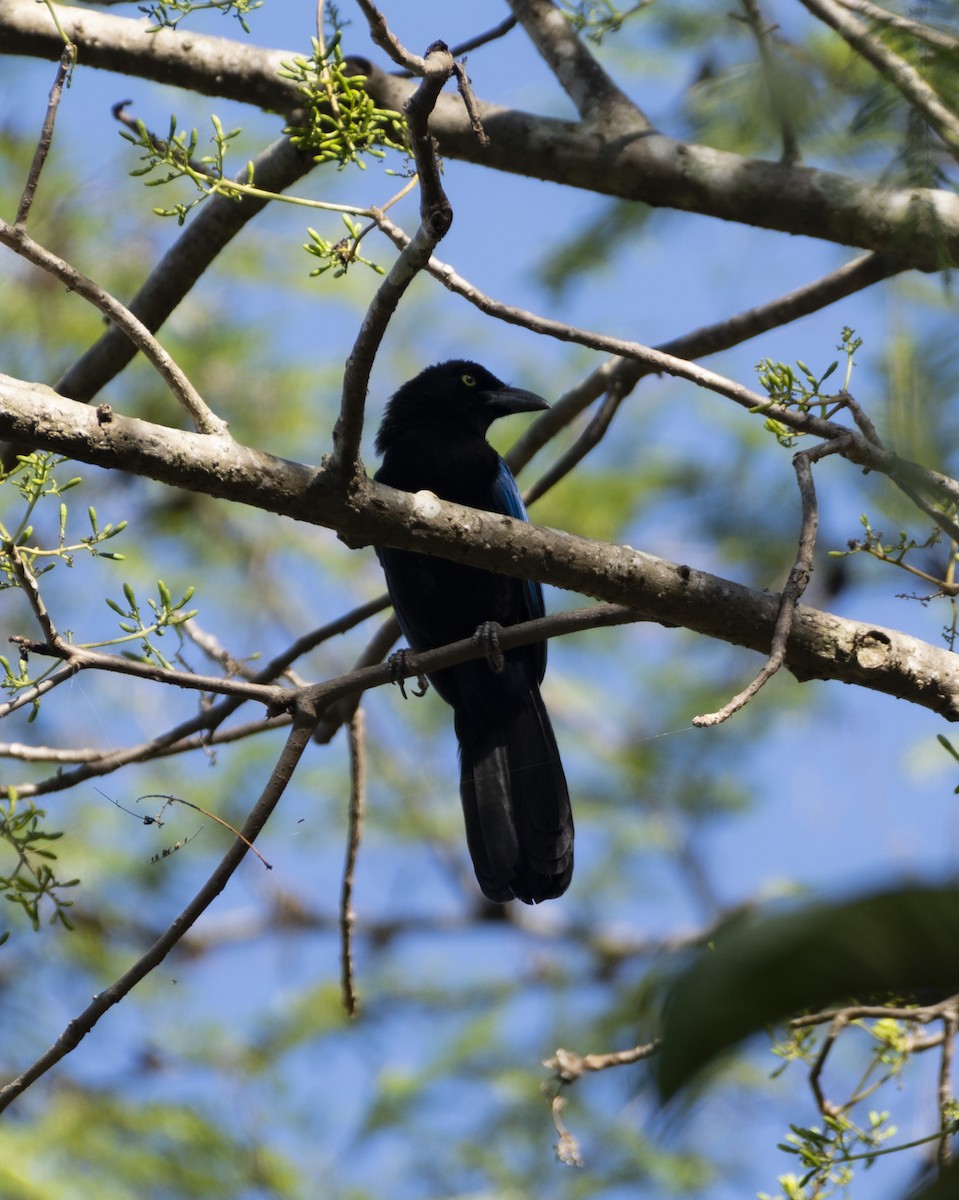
138,0,263,35
120,113,248,225
0,798,77,940
754,327,862,448
558,0,649,45
279,23,407,170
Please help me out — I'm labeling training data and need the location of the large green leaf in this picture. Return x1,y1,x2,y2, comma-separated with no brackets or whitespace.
656,886,959,1101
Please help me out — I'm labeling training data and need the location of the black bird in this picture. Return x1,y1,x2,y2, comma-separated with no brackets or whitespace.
374,360,573,904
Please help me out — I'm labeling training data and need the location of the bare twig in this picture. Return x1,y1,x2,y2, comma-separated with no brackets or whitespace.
449,15,518,58
545,1040,662,1081
138,792,273,869
10,635,290,708
693,436,849,726
6,543,61,647
17,43,75,224
544,1039,662,1167
0,663,80,720
373,213,910,481
4,598,392,794
524,380,627,505
450,59,489,147
548,1095,583,1168
808,1012,847,1116
340,707,366,1018
511,251,903,470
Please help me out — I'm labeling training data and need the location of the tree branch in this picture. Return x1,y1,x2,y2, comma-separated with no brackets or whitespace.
0,704,318,1115
507,0,651,130
4,373,959,719
4,0,959,268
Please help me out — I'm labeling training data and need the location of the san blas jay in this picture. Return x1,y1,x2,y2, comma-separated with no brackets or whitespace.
374,361,573,904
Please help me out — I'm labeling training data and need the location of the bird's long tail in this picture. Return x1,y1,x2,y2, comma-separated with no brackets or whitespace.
455,689,573,904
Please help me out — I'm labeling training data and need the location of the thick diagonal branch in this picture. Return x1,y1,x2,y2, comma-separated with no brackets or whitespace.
4,374,959,720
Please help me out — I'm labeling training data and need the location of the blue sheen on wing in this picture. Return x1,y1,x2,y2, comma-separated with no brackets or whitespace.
492,456,545,625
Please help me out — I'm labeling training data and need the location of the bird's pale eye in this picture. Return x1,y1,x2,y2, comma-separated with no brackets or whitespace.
461,373,476,388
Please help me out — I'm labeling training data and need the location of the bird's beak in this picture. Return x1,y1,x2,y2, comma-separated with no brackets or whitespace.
485,386,550,418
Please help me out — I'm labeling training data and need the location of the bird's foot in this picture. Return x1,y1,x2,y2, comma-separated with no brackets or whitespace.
387,648,429,700
474,621,505,674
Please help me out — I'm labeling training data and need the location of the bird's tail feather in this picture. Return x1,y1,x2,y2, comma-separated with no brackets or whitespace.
455,690,573,905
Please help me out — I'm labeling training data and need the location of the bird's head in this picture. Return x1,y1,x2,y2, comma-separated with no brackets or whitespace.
375,360,549,453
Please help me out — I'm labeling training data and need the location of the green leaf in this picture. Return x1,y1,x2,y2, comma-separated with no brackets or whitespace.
655,886,959,1101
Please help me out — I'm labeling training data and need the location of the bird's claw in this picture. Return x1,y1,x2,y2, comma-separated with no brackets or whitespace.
388,648,428,699
474,621,505,674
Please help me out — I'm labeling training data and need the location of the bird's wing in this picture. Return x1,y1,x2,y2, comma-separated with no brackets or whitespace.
491,457,545,623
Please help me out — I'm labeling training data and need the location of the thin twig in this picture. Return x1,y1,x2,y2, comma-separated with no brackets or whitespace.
6,543,61,646
4,599,391,794
450,15,518,58
544,1039,662,1167
0,663,80,720
10,636,290,708
451,59,489,147
693,436,847,726
809,1012,847,1116
138,793,273,869
791,997,959,1028
340,707,366,1018
545,1040,662,1081
17,43,75,225
0,716,286,764
372,212,907,474
524,381,627,505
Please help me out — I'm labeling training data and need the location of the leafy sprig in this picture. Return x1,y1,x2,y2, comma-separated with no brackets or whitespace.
558,0,651,44
304,214,386,278
279,27,407,169
764,1014,954,1199
138,0,262,34
754,327,863,448
100,580,198,669
0,798,78,940
121,113,247,225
